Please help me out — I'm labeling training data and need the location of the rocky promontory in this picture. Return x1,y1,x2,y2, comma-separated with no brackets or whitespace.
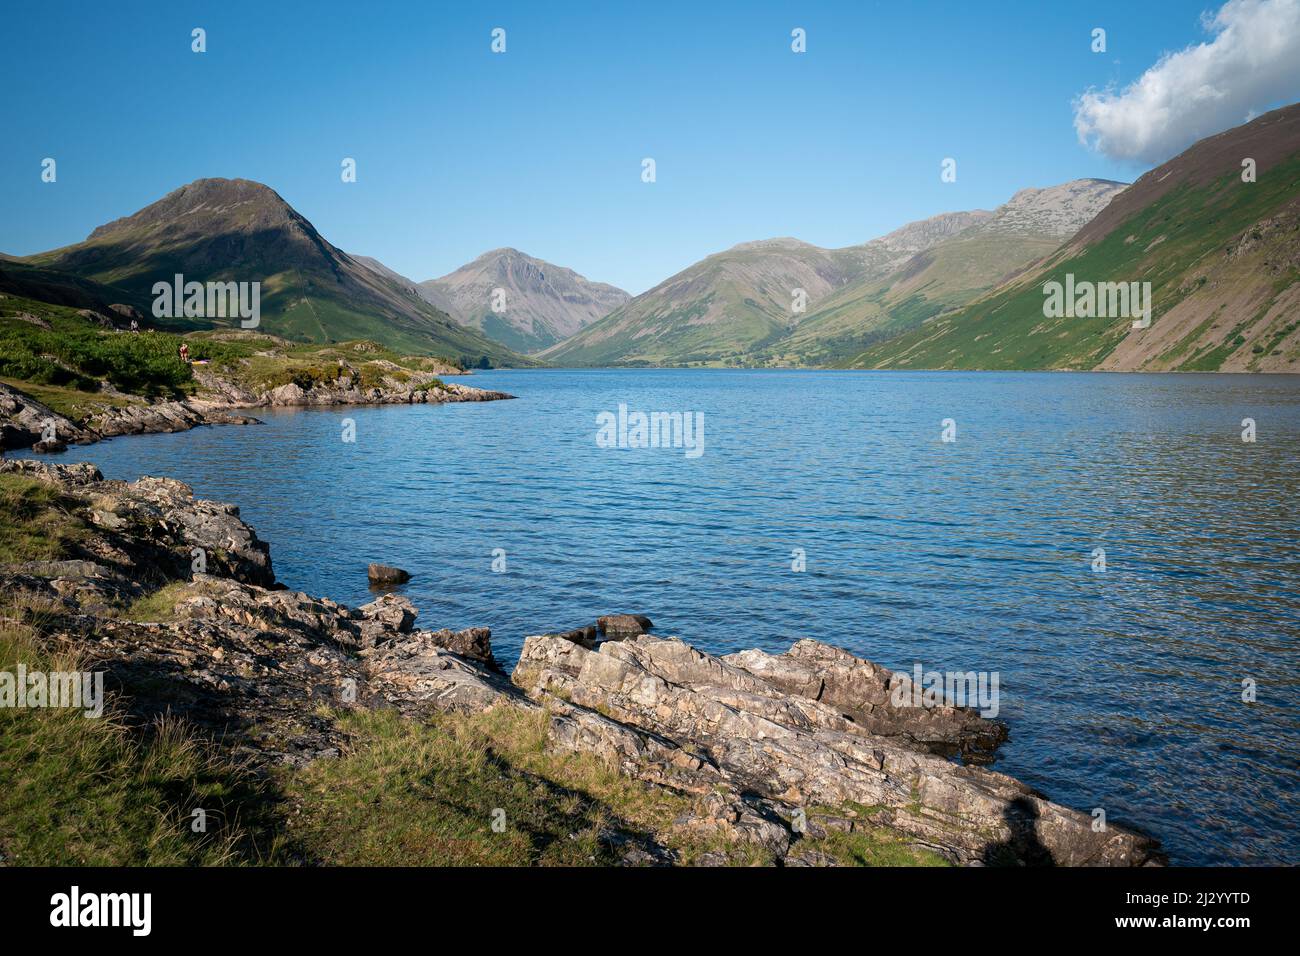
0,458,1163,866
0,366,512,453
186,360,512,410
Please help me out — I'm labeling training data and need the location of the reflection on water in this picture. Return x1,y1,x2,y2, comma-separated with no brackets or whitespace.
25,369,1300,865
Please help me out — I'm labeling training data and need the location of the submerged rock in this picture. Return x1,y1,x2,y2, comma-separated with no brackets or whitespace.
367,563,411,585
597,613,654,639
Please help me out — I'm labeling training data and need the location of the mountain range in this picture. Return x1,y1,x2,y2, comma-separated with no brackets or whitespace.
542,179,1127,368
2,104,1296,372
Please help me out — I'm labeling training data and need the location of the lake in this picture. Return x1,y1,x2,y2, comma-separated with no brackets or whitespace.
27,369,1300,865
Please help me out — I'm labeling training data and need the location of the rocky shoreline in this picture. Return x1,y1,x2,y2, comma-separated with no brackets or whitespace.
0,458,1164,866
0,373,513,454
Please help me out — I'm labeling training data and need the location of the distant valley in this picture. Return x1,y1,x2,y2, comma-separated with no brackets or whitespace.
543,179,1127,368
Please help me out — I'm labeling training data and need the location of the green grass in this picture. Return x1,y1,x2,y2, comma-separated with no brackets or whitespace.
279,706,951,867
0,614,955,868
811,821,950,866
0,614,279,866
0,376,135,421
181,332,464,392
279,707,631,866
111,581,197,623
0,473,87,565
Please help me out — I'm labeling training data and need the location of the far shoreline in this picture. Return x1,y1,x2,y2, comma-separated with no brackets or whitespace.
492,364,1300,375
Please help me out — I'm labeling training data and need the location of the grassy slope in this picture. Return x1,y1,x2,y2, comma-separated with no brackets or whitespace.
543,243,872,367
0,297,196,399
0,295,462,422
0,482,276,865
847,156,1300,370
282,706,947,866
0,258,145,316
768,235,1062,366
281,707,662,866
0,473,88,564
478,310,550,354
548,285,791,367
0,633,280,865
240,279,526,364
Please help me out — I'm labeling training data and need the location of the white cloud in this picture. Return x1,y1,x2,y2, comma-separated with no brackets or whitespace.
1073,0,1300,164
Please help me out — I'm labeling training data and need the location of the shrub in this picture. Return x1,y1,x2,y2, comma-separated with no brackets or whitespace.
356,364,387,389
0,322,192,397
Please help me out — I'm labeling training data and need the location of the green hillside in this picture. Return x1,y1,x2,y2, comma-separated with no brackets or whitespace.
847,108,1300,372
763,234,1064,366
16,179,533,366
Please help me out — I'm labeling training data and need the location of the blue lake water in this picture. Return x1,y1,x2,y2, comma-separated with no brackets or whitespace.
26,369,1300,865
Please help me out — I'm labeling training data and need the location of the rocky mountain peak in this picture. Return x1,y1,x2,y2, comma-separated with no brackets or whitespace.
872,210,994,252
970,178,1128,239
87,178,299,242
729,237,819,253
419,249,630,353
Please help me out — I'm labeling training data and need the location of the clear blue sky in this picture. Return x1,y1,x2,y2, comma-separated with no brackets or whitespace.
0,0,1272,293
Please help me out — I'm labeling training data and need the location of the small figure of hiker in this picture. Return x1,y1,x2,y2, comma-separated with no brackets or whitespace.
178,342,190,363
129,318,139,333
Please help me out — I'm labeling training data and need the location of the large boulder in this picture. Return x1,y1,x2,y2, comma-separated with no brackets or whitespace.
724,640,1008,762
512,632,1163,867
